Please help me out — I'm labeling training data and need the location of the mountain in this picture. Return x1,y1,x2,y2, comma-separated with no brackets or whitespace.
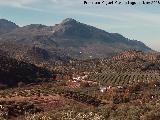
51,18,152,58
0,19,19,35
0,18,152,62
53,18,129,41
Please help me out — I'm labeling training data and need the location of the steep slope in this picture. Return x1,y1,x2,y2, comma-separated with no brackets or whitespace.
0,18,152,61
0,19,19,35
51,18,151,59
0,50,54,88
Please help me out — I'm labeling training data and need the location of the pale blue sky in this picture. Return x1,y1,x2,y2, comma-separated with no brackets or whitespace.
0,0,159,51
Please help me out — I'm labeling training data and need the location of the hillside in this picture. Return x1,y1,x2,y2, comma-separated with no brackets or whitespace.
87,50,160,86
0,50,159,119
0,50,54,88
0,19,19,35
0,18,152,62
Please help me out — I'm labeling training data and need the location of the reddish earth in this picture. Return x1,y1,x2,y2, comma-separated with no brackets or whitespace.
0,93,92,112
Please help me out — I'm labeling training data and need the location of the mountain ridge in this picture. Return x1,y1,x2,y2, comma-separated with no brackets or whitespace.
0,18,152,61
0,19,19,35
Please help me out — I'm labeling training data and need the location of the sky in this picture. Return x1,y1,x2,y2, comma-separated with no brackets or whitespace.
0,0,160,51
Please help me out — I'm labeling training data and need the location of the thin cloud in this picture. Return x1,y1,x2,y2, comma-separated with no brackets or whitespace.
67,10,127,22
0,0,49,12
123,12,160,25
0,0,38,7
49,0,81,8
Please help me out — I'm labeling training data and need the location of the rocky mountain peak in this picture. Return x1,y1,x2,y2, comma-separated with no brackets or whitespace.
0,19,19,35
61,18,78,25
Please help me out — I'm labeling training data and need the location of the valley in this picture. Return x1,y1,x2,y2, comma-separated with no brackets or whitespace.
0,18,159,120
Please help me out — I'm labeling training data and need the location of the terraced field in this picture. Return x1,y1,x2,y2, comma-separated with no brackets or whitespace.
89,72,160,86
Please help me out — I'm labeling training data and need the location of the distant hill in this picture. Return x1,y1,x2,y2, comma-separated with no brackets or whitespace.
86,50,160,86
0,19,19,35
103,50,160,73
0,18,152,62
